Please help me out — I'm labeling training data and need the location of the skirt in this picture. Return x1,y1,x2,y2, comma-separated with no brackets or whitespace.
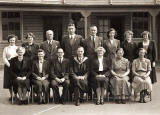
110,76,131,96
92,77,109,89
3,65,13,89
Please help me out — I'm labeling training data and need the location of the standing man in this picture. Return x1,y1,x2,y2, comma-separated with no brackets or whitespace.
61,23,83,59
40,30,60,61
50,48,70,104
83,25,103,57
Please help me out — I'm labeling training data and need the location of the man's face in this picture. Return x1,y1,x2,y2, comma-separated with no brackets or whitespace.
68,26,76,35
38,52,45,60
90,26,97,36
46,31,54,40
77,47,84,57
57,49,64,58
27,35,34,44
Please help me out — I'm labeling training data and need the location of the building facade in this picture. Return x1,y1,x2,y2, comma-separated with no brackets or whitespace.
0,0,160,62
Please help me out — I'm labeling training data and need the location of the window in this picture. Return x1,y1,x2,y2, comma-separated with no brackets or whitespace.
97,17,109,40
2,12,20,40
132,12,149,38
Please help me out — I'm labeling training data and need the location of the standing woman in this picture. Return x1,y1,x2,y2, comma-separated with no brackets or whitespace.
22,32,39,62
3,34,18,100
138,31,157,84
121,30,138,82
103,28,120,60
90,47,111,105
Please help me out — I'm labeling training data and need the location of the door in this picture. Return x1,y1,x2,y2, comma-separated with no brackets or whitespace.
43,16,62,41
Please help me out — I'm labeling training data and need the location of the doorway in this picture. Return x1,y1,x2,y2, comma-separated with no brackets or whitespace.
110,16,125,42
43,16,62,41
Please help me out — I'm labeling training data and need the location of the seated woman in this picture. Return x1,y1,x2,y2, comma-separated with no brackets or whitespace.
70,46,89,106
10,46,30,104
90,47,110,105
110,48,131,104
132,48,152,103
32,49,49,104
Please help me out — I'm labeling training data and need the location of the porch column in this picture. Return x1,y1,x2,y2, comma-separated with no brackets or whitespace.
81,11,91,39
20,12,24,42
149,10,159,60
0,11,2,42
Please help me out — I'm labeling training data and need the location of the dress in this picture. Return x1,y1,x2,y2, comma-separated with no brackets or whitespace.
138,40,157,84
132,58,152,93
3,45,18,89
110,57,131,96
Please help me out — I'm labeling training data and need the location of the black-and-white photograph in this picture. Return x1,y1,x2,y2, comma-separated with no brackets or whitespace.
0,0,160,115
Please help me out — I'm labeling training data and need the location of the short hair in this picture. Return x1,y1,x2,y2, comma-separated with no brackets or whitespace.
107,28,117,38
7,34,17,43
16,46,25,53
77,46,84,51
46,30,54,35
26,32,36,39
141,31,151,39
57,48,64,52
38,49,45,54
95,47,106,53
124,30,133,38
116,48,124,54
68,23,75,28
90,25,97,30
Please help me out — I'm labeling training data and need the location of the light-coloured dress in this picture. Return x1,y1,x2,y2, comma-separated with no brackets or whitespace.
132,58,152,94
3,45,18,88
110,57,131,96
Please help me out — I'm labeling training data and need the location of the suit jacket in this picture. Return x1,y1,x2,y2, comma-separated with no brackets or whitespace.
83,36,103,57
103,39,120,59
10,56,31,79
40,40,60,60
32,60,49,80
138,40,156,62
22,42,39,61
121,40,138,62
50,58,70,80
61,34,83,58
70,57,89,80
90,56,111,78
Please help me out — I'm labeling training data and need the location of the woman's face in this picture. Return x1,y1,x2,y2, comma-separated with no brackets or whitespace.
139,49,145,58
117,50,123,59
143,33,149,41
17,49,25,56
125,33,132,41
97,50,104,57
9,37,16,45
109,30,115,38
27,35,34,43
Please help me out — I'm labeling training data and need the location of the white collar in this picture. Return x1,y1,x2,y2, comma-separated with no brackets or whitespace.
74,56,88,64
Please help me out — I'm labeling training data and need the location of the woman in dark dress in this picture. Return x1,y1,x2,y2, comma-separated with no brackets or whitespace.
121,30,138,82
138,31,157,84
70,46,89,106
103,28,120,60
90,47,111,105
10,47,31,104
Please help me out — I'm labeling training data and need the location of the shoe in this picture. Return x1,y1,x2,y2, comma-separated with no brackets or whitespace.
75,99,80,106
96,100,100,105
100,99,104,105
115,99,121,104
18,100,23,105
24,100,28,105
139,91,144,103
121,99,126,104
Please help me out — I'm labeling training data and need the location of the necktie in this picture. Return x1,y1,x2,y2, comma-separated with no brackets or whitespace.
70,35,74,45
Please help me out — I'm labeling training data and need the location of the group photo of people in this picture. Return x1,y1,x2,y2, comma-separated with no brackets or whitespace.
2,23,157,106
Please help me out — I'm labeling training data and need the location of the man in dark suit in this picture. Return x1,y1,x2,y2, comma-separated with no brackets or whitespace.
61,23,83,59
83,25,103,57
32,49,49,104
40,30,60,61
50,48,70,104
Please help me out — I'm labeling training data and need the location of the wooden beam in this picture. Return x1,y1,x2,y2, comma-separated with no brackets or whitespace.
0,11,2,42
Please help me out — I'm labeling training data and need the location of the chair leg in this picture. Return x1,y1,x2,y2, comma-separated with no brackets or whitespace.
107,92,109,102
27,91,30,104
11,86,14,104
86,93,88,102
31,85,34,103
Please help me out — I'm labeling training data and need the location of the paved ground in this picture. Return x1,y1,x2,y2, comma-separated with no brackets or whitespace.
0,69,160,115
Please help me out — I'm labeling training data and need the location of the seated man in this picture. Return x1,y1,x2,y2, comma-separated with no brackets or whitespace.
32,49,49,104
70,46,89,106
50,48,70,104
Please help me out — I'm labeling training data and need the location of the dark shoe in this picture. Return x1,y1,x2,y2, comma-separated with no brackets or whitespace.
115,99,121,104
100,99,104,105
139,91,144,103
75,99,80,106
8,97,12,101
18,100,23,105
121,99,126,104
96,100,100,105
24,100,28,105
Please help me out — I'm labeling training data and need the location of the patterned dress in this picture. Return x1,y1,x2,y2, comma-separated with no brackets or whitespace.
132,58,152,93
110,57,131,96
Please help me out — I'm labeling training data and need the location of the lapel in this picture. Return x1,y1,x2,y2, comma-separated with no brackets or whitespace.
66,35,72,48
88,36,95,48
